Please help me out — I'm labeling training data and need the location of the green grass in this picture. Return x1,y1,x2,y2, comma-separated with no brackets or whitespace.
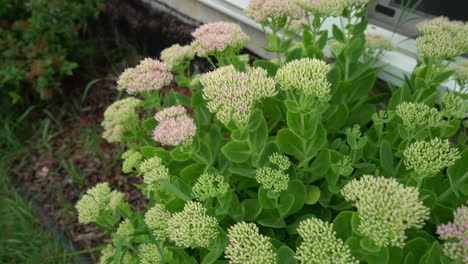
0,167,78,264
0,109,78,264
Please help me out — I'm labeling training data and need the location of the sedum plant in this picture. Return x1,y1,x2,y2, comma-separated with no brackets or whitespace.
76,1,468,263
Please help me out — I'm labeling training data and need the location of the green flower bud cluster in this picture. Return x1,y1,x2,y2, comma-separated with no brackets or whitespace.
295,217,358,264
102,97,141,143
139,156,170,191
276,58,332,100
192,173,229,201
297,0,349,17
122,149,143,173
452,60,468,82
138,243,164,264
144,204,171,242
256,153,290,192
225,222,276,264
416,17,468,59
160,44,195,69
76,183,125,224
404,138,460,176
201,65,277,125
365,33,394,51
167,201,218,248
441,92,468,119
342,175,430,247
268,152,291,171
113,219,135,245
395,102,443,128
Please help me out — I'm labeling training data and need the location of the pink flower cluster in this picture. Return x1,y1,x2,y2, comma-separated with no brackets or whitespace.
152,105,196,147
117,58,173,94
437,204,468,262
191,22,250,56
245,0,303,23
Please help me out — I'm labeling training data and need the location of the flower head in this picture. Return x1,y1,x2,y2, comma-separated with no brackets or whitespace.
144,204,171,242
366,33,394,51
113,219,134,244
102,97,141,143
152,106,196,147
117,58,173,94
122,149,143,173
167,201,218,248
138,243,164,264
437,203,468,263
225,222,276,264
245,0,303,23
268,153,291,171
139,156,170,191
341,175,430,247
295,217,358,264
256,167,289,192
297,0,349,16
404,138,460,175
395,102,443,128
416,17,468,59
441,92,468,119
417,17,466,35
275,58,331,99
201,65,277,125
76,183,112,224
160,44,195,69
192,22,250,56
451,60,468,89
192,173,229,201
109,190,126,212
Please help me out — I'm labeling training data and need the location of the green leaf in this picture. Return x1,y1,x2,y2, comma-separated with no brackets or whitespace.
257,217,286,228
163,89,177,107
447,149,468,198
403,237,430,262
360,237,381,252
170,147,191,162
287,180,307,214
332,211,353,241
287,111,319,140
180,163,205,182
388,85,411,110
308,148,331,182
253,60,279,77
304,185,320,205
278,193,295,217
142,117,157,132
332,25,345,42
347,103,376,127
325,103,349,132
201,228,229,264
276,246,297,264
229,167,257,178
247,109,264,131
351,212,362,236
379,140,394,176
258,187,276,209
276,128,306,159
366,247,389,264
241,199,262,221
221,141,250,163
158,179,191,201
421,241,442,264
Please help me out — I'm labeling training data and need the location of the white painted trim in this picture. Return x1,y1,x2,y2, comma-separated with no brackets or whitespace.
199,0,464,91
